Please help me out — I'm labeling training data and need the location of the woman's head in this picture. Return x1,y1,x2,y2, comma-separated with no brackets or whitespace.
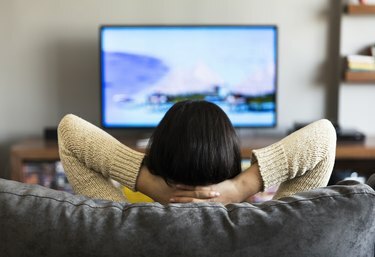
145,100,241,186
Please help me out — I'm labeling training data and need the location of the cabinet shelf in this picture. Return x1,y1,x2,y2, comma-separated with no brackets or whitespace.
347,4,375,14
11,139,375,186
344,71,375,83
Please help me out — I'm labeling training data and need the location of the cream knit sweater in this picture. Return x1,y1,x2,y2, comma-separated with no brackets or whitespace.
58,114,336,202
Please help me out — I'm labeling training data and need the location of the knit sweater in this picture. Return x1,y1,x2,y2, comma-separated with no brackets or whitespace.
57,114,336,202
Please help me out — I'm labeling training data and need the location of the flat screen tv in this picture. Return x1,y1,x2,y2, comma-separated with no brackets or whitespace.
100,25,277,128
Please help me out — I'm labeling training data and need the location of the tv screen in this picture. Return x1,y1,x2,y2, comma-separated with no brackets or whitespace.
100,25,277,128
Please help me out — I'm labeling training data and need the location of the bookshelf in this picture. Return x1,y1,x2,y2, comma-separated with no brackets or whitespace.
10,140,72,192
343,4,375,84
339,2,375,134
10,140,59,182
347,4,375,14
342,4,375,83
344,71,375,82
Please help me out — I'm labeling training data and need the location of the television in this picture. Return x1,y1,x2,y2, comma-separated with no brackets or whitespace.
100,25,277,128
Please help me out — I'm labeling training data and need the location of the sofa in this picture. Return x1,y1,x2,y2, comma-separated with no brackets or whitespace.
0,178,374,257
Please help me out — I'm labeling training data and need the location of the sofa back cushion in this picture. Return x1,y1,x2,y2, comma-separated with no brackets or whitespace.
0,178,374,257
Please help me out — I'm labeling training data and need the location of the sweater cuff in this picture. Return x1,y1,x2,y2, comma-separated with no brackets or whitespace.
252,141,289,190
110,142,145,192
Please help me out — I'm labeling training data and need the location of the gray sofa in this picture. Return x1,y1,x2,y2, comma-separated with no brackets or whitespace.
0,178,374,257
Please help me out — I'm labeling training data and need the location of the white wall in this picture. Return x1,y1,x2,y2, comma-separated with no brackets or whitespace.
0,0,336,178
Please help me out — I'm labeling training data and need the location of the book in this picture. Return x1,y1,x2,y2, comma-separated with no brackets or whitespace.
347,54,375,63
347,54,375,71
22,161,73,193
348,63,375,71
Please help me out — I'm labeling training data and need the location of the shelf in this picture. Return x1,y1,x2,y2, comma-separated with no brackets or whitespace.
344,71,375,83
347,4,375,14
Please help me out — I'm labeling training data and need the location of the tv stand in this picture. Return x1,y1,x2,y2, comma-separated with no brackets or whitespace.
10,137,375,184
288,123,366,143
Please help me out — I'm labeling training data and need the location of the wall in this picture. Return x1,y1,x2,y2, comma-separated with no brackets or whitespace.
0,0,337,178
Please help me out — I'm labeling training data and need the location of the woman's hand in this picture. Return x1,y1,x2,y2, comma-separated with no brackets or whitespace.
136,162,262,205
136,166,219,204
169,179,243,205
169,162,263,205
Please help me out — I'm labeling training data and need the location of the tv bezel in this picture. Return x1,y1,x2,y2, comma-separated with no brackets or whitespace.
99,24,278,129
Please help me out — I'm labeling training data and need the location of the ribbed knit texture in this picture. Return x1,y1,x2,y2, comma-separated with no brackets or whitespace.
58,115,336,202
252,119,337,199
58,114,145,202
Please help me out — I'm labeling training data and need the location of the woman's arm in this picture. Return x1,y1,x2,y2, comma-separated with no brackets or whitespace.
58,114,144,202
253,119,336,199
170,119,336,203
58,114,219,204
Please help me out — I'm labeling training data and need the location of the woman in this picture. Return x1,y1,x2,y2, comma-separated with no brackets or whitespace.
58,100,336,204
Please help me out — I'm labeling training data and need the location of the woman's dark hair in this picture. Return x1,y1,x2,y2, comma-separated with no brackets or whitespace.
145,100,242,186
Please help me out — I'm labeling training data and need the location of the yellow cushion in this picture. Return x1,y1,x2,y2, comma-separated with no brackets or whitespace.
122,187,154,203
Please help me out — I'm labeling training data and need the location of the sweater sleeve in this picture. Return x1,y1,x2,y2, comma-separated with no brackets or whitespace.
57,114,145,202
251,119,337,199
